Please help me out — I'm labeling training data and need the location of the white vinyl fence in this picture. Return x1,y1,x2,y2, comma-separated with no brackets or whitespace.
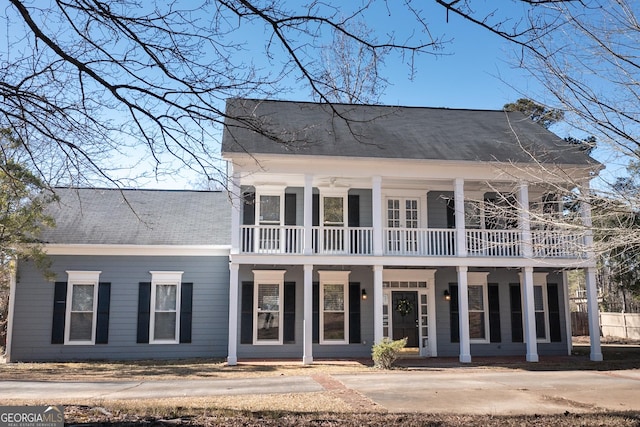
600,312,640,340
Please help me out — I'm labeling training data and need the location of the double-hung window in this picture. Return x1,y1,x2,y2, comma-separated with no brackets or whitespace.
253,270,285,344
519,272,550,343
467,272,490,343
150,271,183,344
65,271,101,344
319,270,350,344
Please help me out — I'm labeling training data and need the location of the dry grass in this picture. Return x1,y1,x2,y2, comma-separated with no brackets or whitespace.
0,358,373,381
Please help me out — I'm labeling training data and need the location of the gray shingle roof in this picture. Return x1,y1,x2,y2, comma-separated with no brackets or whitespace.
222,98,598,166
40,188,231,246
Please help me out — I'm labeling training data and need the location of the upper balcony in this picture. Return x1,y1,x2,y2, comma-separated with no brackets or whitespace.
229,168,593,262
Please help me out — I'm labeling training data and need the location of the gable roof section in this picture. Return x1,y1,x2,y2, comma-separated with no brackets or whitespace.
222,98,598,166
40,188,231,246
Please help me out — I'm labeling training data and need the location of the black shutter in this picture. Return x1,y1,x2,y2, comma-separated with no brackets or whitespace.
95,283,111,344
449,284,459,343
547,283,562,342
51,281,67,344
349,282,361,344
285,193,297,225
243,192,255,225
446,198,456,229
312,282,319,343
488,284,501,343
137,282,151,344
510,284,523,343
348,194,361,254
240,282,254,344
312,194,320,226
284,282,296,343
348,194,360,227
180,283,193,343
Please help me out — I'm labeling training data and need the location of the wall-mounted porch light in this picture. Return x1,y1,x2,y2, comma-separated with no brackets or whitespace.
361,289,368,300
444,289,451,301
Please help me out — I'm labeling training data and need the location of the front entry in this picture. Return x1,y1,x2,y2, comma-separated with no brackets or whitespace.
391,291,419,348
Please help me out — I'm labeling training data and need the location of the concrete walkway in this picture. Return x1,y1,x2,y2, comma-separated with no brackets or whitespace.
1,368,639,415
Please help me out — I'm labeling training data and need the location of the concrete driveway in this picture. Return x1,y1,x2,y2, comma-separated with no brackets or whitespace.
1,368,639,415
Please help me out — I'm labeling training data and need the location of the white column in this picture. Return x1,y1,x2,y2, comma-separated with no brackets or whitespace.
563,270,573,356
373,265,384,343
457,266,471,363
303,264,314,365
454,178,467,257
230,169,241,255
522,266,539,362
580,182,603,361
585,267,603,361
227,263,240,366
304,175,313,255
372,176,383,256
518,182,533,258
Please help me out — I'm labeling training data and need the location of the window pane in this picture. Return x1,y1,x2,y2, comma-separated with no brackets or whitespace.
323,312,345,340
323,284,344,311
69,313,93,341
71,285,94,311
154,312,176,340
258,284,280,311
156,285,177,310
468,285,484,311
257,312,280,340
534,286,544,311
469,312,486,339
260,195,280,223
324,197,343,224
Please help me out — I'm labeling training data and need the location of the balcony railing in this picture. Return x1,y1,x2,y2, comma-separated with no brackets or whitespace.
466,229,521,257
239,225,585,258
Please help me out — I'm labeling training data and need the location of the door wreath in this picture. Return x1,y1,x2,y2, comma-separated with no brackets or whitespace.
395,297,413,317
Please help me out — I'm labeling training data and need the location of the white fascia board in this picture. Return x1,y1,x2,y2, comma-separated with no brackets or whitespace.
45,244,231,256
229,254,597,269
228,154,598,184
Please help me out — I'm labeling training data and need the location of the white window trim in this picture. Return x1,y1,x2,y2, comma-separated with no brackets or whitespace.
519,272,550,343
319,270,350,345
468,272,490,344
64,271,101,345
252,270,286,345
255,186,285,225
149,271,183,344
320,188,348,227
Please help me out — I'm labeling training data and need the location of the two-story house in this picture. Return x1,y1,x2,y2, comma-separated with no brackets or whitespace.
5,98,603,364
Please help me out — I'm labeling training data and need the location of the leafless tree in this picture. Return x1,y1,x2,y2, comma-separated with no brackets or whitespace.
1,0,585,189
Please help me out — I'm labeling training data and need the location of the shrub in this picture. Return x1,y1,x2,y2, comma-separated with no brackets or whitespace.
371,337,407,369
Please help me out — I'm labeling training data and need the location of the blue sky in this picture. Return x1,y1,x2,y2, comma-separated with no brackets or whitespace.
87,1,608,189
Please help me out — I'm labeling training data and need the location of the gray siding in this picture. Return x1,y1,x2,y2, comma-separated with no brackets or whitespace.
11,255,229,361
236,265,374,359
349,189,373,227
435,267,568,357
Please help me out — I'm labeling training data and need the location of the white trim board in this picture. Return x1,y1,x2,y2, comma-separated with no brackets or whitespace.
44,244,231,256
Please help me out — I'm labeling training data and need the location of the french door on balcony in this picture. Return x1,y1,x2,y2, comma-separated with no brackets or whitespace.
387,198,419,254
